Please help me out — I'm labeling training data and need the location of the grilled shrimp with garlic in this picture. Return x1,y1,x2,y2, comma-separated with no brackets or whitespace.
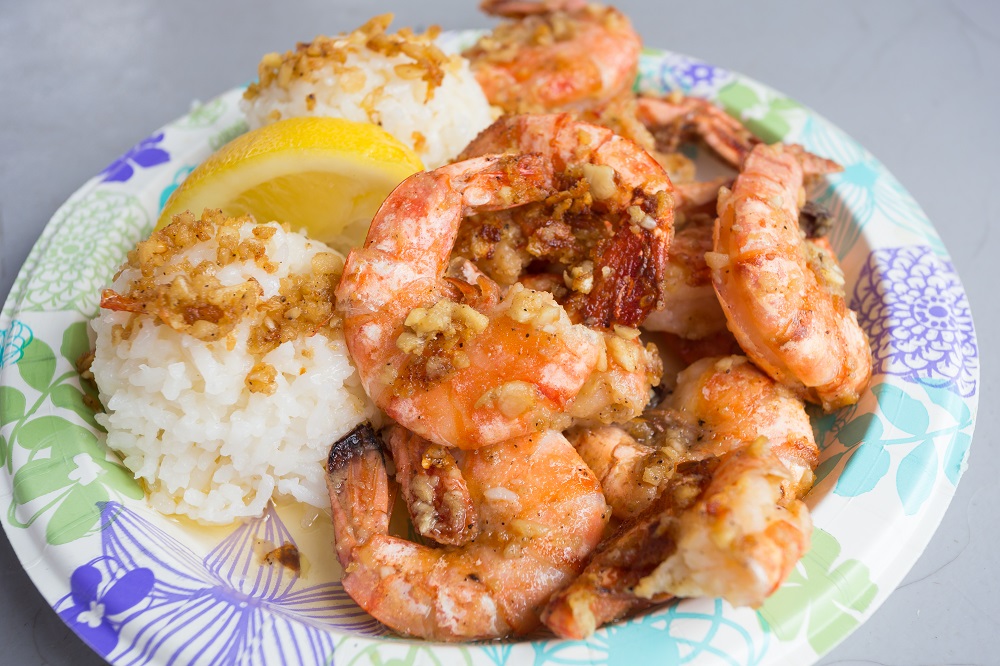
465,0,641,115
545,356,818,639
336,125,669,450
456,112,675,329
326,423,608,641
711,143,872,410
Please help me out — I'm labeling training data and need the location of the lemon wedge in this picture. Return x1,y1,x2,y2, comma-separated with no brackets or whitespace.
157,116,423,251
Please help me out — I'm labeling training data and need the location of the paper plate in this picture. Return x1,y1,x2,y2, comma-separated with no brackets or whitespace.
0,35,979,665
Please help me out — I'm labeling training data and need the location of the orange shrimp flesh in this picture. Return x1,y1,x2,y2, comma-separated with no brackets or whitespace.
336,151,662,450
643,216,729,340
712,143,872,410
337,154,580,448
465,1,641,115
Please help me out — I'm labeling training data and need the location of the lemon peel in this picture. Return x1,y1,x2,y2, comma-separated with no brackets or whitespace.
157,116,423,252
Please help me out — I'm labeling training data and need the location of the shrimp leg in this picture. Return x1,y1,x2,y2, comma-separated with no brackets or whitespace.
385,425,479,546
636,94,843,177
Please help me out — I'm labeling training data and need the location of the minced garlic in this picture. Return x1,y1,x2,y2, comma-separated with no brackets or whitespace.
244,14,460,106
100,210,341,361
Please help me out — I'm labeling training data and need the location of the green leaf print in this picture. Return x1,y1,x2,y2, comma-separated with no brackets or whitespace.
98,455,144,500
896,438,938,515
50,384,100,429
813,449,845,485
4,324,139,542
715,81,802,143
835,412,881,447
209,121,250,151
16,415,97,453
342,643,472,666
60,321,91,368
12,456,72,504
759,528,877,655
921,382,972,429
769,97,801,111
16,337,56,392
10,431,141,535
716,82,758,112
944,431,972,485
20,190,149,314
0,386,26,426
46,482,110,545
172,97,229,129
835,439,890,497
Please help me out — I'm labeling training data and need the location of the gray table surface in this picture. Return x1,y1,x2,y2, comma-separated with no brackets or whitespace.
1,1,996,664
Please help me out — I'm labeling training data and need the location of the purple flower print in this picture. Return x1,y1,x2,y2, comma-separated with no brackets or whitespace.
57,563,154,657
677,61,723,88
55,501,381,664
100,133,170,183
852,245,978,397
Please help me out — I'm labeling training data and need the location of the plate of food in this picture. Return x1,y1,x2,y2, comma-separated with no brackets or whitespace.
0,2,979,665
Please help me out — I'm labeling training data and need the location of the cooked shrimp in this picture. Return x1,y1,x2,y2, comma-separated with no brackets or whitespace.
565,326,663,425
545,355,817,638
480,0,585,16
671,356,818,487
643,216,728,340
573,354,815,517
637,93,757,170
567,418,687,520
637,94,843,178
639,214,743,366
712,143,872,410
658,330,745,366
327,423,609,641
673,176,733,213
336,152,660,450
541,455,709,639
634,437,812,601
465,0,641,115
385,426,478,546
457,113,676,328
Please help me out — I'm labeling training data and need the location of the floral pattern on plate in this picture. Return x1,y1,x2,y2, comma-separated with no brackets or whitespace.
55,502,379,663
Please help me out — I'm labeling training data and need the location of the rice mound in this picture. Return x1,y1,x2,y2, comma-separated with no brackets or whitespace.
240,14,495,168
91,211,375,524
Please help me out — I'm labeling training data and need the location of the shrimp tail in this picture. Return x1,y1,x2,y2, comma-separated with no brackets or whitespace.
326,422,392,567
637,95,844,176
786,143,844,177
541,514,668,639
327,428,608,641
674,176,734,213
